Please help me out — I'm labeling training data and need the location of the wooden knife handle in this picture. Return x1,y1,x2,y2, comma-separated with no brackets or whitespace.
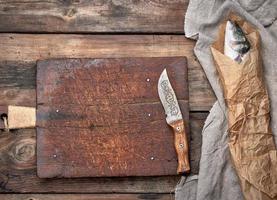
170,119,190,174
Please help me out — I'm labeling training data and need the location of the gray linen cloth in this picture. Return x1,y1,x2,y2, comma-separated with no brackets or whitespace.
175,0,277,200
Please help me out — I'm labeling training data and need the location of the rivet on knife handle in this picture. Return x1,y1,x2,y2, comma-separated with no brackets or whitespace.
158,68,190,174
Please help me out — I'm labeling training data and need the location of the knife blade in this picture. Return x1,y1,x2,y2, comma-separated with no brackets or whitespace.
158,69,190,174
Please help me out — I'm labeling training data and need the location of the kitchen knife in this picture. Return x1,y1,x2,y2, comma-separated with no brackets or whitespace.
158,69,190,174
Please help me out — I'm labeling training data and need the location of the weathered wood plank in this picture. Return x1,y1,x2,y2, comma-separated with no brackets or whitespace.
0,34,215,111
1,194,174,200
0,113,206,193
0,0,188,33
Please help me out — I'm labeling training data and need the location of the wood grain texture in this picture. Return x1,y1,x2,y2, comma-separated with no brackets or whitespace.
0,113,206,193
0,33,212,192
36,57,189,178
0,194,174,200
0,0,188,33
0,34,215,111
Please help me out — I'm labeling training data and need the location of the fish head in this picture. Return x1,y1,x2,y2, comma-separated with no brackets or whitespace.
224,20,251,62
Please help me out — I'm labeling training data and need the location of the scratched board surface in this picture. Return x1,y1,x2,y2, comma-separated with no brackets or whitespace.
36,57,189,178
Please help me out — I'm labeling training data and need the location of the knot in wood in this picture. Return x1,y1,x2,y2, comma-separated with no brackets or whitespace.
12,139,35,164
63,7,77,18
4,89,17,99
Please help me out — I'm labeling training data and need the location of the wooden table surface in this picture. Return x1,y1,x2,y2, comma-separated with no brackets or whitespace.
0,1,216,199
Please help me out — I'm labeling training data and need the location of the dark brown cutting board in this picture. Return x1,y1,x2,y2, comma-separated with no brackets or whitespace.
36,57,189,178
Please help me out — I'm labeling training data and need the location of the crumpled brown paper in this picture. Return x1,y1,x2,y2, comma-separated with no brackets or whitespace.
211,14,277,200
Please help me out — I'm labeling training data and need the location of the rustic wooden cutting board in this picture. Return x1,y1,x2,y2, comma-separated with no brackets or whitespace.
36,57,189,178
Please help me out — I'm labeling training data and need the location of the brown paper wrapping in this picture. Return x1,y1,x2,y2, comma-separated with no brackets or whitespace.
211,14,277,200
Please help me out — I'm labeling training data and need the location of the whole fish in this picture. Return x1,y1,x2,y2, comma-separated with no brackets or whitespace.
224,20,251,63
